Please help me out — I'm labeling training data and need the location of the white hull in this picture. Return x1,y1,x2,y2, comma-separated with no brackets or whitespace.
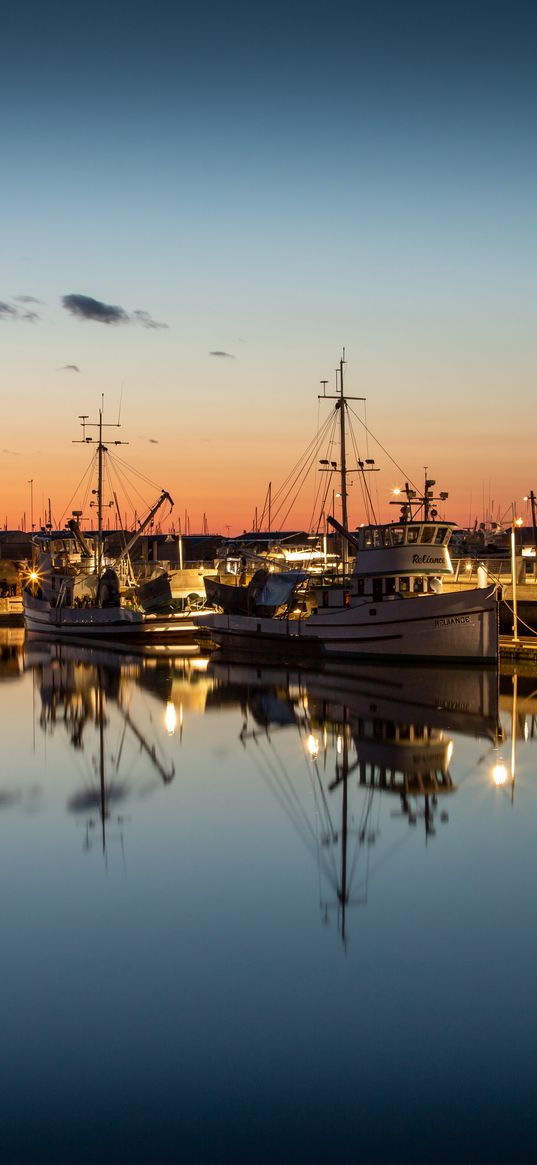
23,590,144,637
199,585,498,662
23,590,218,643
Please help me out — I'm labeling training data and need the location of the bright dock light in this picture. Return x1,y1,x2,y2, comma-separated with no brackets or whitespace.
492,761,508,787
307,733,319,759
165,701,177,735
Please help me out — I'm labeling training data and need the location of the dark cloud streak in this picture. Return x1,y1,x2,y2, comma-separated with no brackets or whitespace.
63,294,168,329
63,294,129,325
210,350,235,358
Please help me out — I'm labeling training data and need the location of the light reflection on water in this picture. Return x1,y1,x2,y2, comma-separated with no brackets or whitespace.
0,631,536,1163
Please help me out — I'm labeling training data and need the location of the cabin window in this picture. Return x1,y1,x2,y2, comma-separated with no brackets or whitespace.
413,576,425,593
372,529,382,547
322,591,330,607
357,578,365,596
364,529,373,548
406,527,419,544
391,527,404,545
434,526,448,544
399,576,410,593
420,526,435,544
385,577,396,596
373,579,383,602
383,528,392,547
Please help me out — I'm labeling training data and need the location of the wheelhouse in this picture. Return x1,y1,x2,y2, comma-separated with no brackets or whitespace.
356,522,454,550
344,521,456,604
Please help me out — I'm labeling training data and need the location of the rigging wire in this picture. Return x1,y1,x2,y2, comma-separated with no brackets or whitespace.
58,450,98,528
107,451,157,512
245,728,340,887
267,411,337,528
347,416,377,524
306,411,340,533
276,415,339,532
347,405,421,494
106,449,166,494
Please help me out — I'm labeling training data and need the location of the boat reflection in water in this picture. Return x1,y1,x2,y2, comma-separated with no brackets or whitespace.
21,640,508,937
208,659,501,943
25,641,212,857
0,628,25,682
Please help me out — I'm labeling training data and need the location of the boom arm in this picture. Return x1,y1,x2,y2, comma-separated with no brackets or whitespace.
66,518,92,557
327,514,360,552
114,490,174,566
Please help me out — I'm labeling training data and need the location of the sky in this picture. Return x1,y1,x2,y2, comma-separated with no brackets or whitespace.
1,0,535,534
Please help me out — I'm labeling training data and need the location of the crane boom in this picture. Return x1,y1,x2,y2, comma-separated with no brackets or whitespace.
114,490,174,566
327,514,360,552
66,518,92,557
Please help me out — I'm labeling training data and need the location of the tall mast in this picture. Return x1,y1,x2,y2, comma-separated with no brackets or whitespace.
97,408,104,578
318,350,365,577
73,401,128,578
338,354,348,537
339,726,349,947
98,665,107,854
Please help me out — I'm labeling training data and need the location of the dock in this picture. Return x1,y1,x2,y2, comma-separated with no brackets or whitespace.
499,635,537,667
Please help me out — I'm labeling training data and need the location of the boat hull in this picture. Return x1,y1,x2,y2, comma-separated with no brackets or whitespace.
197,585,499,663
23,589,217,643
23,590,145,637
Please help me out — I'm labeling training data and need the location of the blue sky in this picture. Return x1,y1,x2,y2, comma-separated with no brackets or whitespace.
1,0,535,530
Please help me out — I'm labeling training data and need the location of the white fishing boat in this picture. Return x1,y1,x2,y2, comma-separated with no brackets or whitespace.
22,406,184,640
199,550,498,662
196,356,499,663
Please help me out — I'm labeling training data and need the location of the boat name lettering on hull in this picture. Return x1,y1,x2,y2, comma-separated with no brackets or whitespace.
434,615,471,627
412,554,444,564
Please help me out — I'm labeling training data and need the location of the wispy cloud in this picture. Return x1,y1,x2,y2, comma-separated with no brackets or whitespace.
0,300,40,322
138,436,159,444
15,295,43,305
2,449,19,456
58,364,80,373
63,293,168,329
209,350,235,358
132,309,168,330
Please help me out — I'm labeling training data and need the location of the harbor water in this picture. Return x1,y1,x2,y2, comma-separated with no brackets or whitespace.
1,631,536,1163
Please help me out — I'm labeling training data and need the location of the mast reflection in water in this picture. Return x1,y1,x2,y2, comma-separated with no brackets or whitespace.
208,659,499,945
2,633,537,1164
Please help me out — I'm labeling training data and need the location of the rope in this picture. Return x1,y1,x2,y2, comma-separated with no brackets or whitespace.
468,562,537,639
347,404,421,494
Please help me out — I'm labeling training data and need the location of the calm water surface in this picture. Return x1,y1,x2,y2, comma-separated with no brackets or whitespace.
1,631,536,1163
